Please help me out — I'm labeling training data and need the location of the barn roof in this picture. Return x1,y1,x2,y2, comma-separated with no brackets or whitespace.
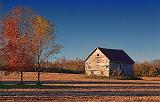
85,47,135,63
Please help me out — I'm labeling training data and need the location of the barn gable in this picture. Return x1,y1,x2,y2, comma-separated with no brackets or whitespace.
85,48,110,76
85,48,109,62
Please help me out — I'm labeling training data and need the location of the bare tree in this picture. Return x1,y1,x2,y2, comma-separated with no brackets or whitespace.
111,65,122,78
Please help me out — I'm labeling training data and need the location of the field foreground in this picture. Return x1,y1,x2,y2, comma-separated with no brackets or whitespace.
0,72,160,102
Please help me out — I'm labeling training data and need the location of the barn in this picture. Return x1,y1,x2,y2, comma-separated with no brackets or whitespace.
85,47,135,78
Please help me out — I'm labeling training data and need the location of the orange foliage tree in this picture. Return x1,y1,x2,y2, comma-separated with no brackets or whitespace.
0,6,61,84
0,7,36,84
30,15,62,84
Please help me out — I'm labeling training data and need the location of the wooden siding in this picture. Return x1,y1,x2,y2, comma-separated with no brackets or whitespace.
109,62,134,77
85,48,110,76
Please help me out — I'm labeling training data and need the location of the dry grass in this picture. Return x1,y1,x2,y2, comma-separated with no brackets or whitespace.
1,72,87,81
1,96,160,102
142,77,160,81
0,72,160,102
2,72,160,82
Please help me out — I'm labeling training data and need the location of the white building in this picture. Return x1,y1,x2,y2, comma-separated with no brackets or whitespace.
85,47,134,77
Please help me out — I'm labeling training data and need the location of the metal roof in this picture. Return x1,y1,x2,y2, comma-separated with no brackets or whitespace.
85,47,135,63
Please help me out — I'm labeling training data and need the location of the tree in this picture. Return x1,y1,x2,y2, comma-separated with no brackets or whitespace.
134,60,160,77
134,63,142,77
30,15,62,84
0,6,62,84
0,7,36,84
0,36,5,69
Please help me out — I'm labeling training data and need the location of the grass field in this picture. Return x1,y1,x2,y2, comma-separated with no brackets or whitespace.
0,72,160,102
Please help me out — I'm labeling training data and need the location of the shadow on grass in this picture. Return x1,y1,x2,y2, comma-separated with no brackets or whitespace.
1,83,160,89
0,84,46,89
0,87,160,96
0,80,160,85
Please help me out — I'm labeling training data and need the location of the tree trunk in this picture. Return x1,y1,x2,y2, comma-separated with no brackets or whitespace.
37,71,40,84
20,71,23,84
37,62,41,85
37,48,41,85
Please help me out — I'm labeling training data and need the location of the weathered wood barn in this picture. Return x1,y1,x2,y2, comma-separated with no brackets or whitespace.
85,47,134,77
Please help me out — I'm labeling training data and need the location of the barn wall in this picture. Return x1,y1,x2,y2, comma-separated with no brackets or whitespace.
109,62,134,77
85,48,110,76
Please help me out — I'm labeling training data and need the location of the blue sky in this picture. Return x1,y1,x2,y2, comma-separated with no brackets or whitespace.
1,0,160,62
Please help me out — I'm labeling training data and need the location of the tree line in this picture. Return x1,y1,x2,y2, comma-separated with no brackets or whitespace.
134,60,160,77
49,58,160,78
50,57,85,74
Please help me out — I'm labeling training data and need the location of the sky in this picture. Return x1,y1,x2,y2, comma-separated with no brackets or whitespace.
0,0,160,62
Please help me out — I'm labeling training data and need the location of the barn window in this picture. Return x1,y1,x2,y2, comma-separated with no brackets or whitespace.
97,54,99,56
